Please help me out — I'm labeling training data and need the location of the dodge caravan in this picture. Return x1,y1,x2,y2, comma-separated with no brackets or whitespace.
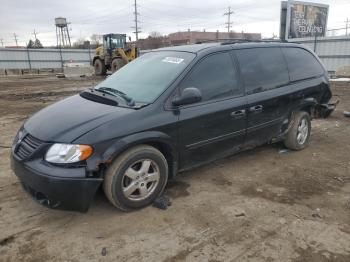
11,42,334,212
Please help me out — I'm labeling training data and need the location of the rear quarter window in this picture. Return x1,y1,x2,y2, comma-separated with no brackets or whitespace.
282,47,324,82
235,47,289,94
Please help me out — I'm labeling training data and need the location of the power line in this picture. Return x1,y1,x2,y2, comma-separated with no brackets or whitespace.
72,8,131,25
132,0,141,42
224,6,234,33
13,33,18,47
141,2,222,17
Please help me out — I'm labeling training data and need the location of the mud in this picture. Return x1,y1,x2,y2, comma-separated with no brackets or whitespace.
0,76,349,261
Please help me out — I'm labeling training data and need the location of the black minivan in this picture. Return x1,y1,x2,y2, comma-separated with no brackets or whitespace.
11,41,334,212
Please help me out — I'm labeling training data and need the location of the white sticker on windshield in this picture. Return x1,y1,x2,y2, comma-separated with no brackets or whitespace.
162,57,184,64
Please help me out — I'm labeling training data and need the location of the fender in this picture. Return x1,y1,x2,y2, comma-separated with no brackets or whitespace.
87,131,179,179
277,97,318,140
298,97,318,110
288,97,317,119
102,131,177,162
291,97,336,119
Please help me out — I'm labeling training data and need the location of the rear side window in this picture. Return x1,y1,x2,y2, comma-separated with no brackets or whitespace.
235,47,289,94
282,47,324,82
180,52,240,102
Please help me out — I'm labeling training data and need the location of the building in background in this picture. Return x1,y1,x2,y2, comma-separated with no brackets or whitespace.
138,30,261,50
168,30,261,45
138,35,170,50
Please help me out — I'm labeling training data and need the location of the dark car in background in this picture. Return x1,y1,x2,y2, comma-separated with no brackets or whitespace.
11,41,334,212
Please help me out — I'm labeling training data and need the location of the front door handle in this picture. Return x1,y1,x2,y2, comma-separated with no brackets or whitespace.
231,109,246,118
249,105,263,113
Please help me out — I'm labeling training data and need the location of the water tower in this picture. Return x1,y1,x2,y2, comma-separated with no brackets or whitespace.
55,17,71,48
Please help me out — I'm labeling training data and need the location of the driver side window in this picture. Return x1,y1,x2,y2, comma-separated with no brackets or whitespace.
180,52,239,103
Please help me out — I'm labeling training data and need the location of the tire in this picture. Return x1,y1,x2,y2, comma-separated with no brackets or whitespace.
284,111,311,150
111,58,126,73
93,59,106,76
103,145,168,211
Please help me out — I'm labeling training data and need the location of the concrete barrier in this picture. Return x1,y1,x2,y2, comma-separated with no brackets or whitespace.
63,63,94,78
5,69,22,75
53,68,64,74
22,69,39,75
39,68,54,74
336,66,350,77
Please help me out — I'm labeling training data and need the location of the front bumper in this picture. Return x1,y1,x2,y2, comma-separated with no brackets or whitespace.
11,155,102,212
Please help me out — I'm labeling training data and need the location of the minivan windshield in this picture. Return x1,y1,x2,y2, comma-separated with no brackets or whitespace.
95,51,196,104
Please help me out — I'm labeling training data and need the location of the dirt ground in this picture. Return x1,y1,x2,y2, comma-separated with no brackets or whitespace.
0,75,349,262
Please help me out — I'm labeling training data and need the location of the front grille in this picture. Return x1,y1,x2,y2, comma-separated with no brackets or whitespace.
15,134,43,160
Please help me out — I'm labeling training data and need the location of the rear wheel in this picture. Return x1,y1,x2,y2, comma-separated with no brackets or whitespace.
93,58,106,76
111,58,126,73
284,111,311,150
103,145,168,211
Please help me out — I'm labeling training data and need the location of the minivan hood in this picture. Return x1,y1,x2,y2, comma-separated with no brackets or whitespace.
24,94,132,142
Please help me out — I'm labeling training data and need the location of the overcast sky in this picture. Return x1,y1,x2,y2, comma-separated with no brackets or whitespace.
0,0,349,46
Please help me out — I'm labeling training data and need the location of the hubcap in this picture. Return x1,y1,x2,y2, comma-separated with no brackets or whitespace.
121,159,160,201
297,118,309,145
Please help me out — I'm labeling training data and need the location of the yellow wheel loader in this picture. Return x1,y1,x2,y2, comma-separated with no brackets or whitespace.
93,34,137,75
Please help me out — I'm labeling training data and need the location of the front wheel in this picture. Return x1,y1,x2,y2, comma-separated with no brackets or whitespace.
111,58,126,73
103,145,168,211
93,58,106,76
284,111,311,150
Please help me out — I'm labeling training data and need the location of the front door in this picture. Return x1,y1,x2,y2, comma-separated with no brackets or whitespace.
176,52,247,169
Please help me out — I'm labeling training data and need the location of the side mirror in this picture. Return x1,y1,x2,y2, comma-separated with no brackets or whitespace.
172,87,202,107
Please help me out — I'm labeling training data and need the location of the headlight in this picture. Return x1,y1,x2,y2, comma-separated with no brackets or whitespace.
45,144,93,164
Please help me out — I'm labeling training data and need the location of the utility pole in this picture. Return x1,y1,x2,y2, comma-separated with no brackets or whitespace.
13,33,18,47
346,17,349,36
224,6,234,33
0,38,4,47
132,0,141,42
33,29,38,40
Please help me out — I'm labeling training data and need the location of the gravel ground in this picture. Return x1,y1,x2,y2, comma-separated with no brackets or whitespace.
0,76,349,262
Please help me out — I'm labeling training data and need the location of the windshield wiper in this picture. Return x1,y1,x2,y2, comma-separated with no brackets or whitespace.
95,87,135,106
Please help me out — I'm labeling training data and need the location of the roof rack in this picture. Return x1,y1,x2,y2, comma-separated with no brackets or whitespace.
195,38,288,45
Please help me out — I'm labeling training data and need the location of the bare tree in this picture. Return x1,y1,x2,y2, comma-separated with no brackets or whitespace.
90,34,102,47
149,31,162,38
72,38,86,48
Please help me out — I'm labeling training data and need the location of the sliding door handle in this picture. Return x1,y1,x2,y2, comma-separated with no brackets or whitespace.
249,105,263,113
231,109,246,118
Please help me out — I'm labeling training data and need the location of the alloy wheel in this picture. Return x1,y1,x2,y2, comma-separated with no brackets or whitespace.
297,118,309,145
121,159,160,201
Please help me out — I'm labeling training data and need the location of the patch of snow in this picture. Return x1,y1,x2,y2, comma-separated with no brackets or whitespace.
330,78,350,82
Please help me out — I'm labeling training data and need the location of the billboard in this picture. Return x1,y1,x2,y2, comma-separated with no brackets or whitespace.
280,1,329,40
